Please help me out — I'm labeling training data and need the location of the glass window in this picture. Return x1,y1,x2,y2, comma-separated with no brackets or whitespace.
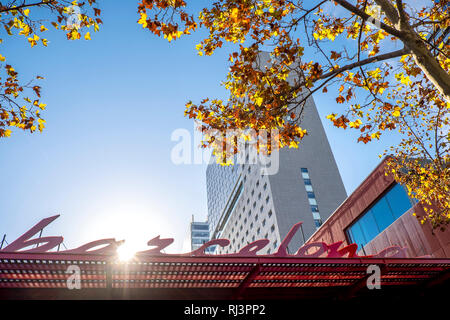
310,205,319,212
371,197,395,231
305,185,313,192
308,198,317,205
307,191,316,198
302,172,310,179
348,221,366,247
346,183,413,248
303,179,312,186
385,184,413,219
358,210,379,243
192,232,209,238
192,225,209,231
301,168,308,173
314,219,322,228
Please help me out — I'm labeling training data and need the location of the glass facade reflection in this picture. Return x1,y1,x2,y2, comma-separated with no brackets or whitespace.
346,183,414,248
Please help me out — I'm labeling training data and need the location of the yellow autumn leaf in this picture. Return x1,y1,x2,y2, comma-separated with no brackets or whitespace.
84,32,91,40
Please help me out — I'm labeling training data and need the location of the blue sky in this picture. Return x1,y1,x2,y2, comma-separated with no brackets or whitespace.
0,1,403,253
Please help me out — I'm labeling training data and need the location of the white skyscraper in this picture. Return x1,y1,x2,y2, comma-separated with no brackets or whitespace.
206,53,347,254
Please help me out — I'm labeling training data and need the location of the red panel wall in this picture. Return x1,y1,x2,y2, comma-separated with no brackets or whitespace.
306,158,450,258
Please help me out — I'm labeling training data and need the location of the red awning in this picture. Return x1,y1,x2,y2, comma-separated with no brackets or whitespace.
0,252,448,299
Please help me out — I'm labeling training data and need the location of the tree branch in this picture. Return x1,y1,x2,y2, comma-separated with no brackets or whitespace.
374,0,400,25
0,1,56,13
332,0,403,38
318,48,409,80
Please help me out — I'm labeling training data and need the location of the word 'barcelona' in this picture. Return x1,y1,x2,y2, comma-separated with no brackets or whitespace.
0,215,408,258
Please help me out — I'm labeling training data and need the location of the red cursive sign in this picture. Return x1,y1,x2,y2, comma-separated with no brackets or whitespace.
0,215,408,258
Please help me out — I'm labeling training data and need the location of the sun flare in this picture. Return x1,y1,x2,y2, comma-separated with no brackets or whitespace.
117,244,137,261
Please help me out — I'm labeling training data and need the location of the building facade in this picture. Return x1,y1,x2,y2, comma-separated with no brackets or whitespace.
187,217,214,253
306,157,450,258
206,53,347,254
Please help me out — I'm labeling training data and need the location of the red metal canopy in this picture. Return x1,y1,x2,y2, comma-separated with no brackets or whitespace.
0,252,448,299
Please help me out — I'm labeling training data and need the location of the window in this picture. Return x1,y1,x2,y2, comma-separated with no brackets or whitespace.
260,206,264,213
263,183,267,190
271,225,275,232
192,225,209,231
256,180,260,187
346,183,413,248
314,219,323,228
307,191,315,198
262,219,266,226
192,232,209,238
268,210,273,218
266,196,270,203
258,192,261,200
310,205,319,212
385,184,414,219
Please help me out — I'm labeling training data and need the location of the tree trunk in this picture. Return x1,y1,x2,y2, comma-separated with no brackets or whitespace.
401,28,450,103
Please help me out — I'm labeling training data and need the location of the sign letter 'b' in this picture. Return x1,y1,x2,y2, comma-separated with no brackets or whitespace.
366,264,381,290
66,265,81,290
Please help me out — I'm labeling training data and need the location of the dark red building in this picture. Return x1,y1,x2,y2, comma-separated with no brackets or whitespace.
306,157,449,258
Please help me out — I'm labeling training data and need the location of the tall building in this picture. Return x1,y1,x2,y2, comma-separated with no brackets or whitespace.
206,52,347,254
185,216,214,253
